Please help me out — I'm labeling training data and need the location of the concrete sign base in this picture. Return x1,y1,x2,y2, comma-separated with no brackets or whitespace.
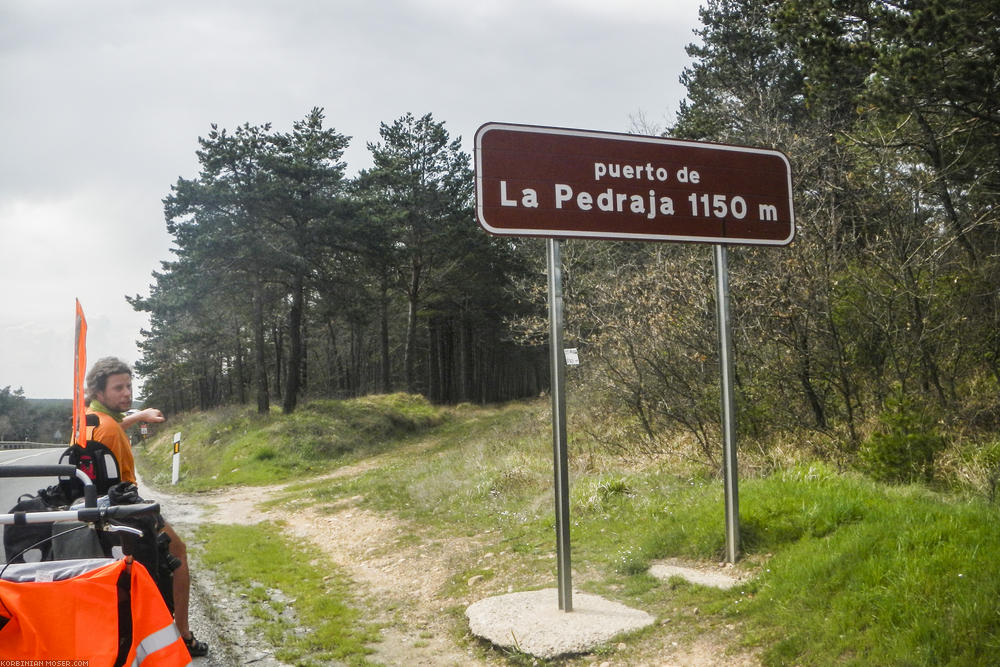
466,588,654,659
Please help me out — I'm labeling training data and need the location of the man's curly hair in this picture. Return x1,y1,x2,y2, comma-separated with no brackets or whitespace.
86,357,131,401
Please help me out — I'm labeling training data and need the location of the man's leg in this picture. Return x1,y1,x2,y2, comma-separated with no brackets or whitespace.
162,522,208,656
162,523,190,634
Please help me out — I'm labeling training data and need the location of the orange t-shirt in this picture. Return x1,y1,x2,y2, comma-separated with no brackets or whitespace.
85,408,137,483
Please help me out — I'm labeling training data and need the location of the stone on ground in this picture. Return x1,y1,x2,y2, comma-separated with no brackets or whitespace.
648,560,746,590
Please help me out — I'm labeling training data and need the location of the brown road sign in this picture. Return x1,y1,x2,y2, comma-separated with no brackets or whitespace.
475,123,794,246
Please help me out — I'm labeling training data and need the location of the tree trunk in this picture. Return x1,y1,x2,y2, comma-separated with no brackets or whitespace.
273,323,283,401
283,272,305,413
301,321,308,394
252,286,270,414
325,320,343,394
350,320,362,395
234,324,247,405
460,317,473,403
914,110,977,264
428,319,441,402
795,319,827,429
404,261,422,393
379,276,391,393
440,319,454,402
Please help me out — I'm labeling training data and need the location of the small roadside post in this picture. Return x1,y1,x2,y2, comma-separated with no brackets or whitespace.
171,432,181,485
475,122,794,599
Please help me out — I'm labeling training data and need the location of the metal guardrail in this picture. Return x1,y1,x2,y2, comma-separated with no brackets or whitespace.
0,441,66,450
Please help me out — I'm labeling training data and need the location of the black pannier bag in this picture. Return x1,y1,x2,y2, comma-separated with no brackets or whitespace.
57,413,123,499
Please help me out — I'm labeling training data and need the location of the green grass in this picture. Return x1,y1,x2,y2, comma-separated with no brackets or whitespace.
136,393,444,489
736,471,1000,665
195,522,379,666
140,395,1000,665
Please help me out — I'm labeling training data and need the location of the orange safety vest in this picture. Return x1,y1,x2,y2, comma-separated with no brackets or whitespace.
0,558,190,666
86,408,137,484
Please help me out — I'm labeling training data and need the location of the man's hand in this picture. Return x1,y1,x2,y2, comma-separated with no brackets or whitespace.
122,407,165,428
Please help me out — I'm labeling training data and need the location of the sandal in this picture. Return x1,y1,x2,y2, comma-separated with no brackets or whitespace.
183,632,209,657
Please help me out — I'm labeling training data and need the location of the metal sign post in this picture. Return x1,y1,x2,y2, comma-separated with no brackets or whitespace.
547,238,573,611
474,121,794,586
713,245,740,562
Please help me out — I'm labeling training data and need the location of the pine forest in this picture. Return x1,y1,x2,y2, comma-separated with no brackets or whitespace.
131,1,1000,487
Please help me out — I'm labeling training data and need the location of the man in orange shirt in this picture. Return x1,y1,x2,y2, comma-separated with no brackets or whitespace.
86,356,209,658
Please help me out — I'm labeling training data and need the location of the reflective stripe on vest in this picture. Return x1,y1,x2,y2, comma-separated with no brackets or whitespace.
131,622,184,667
121,559,191,667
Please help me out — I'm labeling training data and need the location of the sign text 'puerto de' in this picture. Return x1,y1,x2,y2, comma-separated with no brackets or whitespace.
475,123,794,246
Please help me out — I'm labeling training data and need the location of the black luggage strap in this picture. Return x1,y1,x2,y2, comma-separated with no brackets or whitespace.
115,558,133,667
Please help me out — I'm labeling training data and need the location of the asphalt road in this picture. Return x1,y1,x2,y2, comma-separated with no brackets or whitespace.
0,446,64,562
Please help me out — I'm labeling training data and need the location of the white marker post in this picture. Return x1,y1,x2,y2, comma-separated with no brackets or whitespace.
171,432,181,485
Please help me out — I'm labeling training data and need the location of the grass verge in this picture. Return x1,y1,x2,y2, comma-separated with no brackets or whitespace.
136,393,444,489
195,522,379,666
141,395,1000,665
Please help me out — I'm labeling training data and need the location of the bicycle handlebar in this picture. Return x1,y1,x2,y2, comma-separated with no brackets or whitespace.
0,502,160,527
0,464,80,478
0,464,97,508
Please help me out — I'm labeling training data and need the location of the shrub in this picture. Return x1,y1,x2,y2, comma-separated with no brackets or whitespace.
253,446,278,461
859,390,947,483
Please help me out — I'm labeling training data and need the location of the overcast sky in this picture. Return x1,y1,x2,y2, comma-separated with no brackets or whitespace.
0,0,704,399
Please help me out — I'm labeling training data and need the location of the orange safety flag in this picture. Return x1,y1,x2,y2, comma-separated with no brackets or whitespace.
73,299,87,448
0,558,191,666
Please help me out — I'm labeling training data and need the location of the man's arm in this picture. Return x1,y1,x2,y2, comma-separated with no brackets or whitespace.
122,408,165,428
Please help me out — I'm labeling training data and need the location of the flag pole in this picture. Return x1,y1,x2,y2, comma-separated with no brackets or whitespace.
73,299,88,447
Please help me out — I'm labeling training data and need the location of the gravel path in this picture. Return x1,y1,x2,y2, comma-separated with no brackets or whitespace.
136,475,289,666
138,470,759,666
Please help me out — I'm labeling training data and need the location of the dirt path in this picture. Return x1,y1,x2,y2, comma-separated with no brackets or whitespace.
152,460,494,666
149,459,759,666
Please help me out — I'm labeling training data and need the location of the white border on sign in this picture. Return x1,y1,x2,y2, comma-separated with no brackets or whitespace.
474,122,795,247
